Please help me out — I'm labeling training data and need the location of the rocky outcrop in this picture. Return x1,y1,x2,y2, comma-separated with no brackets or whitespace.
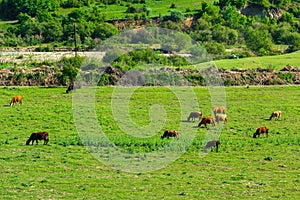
0,66,60,86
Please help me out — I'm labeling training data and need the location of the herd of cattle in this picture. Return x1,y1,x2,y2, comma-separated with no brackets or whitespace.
9,94,282,152
161,107,282,152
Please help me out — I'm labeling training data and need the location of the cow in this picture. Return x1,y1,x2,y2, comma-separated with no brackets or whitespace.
187,111,202,122
26,132,49,145
10,96,22,106
215,114,228,124
203,140,220,152
198,116,216,128
66,84,74,93
269,111,282,120
253,126,269,138
161,130,179,140
213,106,226,118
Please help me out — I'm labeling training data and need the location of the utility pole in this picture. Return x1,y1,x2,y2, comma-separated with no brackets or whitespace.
74,23,77,56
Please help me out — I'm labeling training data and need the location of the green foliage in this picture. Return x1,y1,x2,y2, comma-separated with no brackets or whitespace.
0,0,299,59
163,10,184,22
245,26,273,54
218,0,247,9
278,71,293,83
92,22,118,40
103,48,126,63
204,41,225,55
109,48,190,70
212,25,239,45
59,56,84,84
0,0,60,19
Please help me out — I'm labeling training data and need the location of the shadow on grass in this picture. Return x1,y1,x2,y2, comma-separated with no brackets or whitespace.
263,118,271,121
182,120,199,123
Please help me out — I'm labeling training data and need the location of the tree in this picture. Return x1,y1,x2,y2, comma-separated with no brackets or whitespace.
191,18,211,31
92,23,118,40
212,25,239,45
163,10,184,22
59,56,84,85
204,42,225,55
223,5,245,29
42,21,63,43
245,27,273,54
218,0,247,9
0,0,59,19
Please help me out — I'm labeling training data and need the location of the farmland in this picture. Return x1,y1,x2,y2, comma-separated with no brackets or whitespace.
0,85,299,199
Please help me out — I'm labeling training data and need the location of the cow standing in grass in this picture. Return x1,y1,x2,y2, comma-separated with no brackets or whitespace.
187,112,202,122
204,140,220,152
10,96,22,106
269,111,282,120
26,132,49,145
253,126,269,138
216,114,228,124
161,130,179,140
213,106,226,117
198,116,216,128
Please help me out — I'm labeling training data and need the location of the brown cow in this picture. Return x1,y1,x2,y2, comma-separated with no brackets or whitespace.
187,111,202,122
213,106,226,117
204,140,220,152
215,114,228,124
26,132,49,145
269,111,282,120
253,126,269,138
161,130,179,140
10,96,22,106
198,116,216,128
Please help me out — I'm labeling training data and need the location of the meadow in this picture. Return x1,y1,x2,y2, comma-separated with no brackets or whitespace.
0,85,299,199
214,50,300,70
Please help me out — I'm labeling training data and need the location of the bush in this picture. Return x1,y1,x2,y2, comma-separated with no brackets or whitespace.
204,42,225,55
58,56,84,85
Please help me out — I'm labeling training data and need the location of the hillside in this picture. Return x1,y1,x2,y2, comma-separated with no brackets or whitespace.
0,0,299,58
0,0,299,86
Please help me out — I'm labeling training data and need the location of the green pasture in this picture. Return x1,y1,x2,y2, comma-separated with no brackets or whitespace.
55,0,207,20
214,50,300,70
0,86,299,199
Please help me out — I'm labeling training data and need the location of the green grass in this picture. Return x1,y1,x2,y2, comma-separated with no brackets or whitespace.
0,86,299,199
54,0,211,20
214,50,300,70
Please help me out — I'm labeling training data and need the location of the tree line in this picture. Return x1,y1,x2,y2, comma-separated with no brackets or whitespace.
0,0,299,57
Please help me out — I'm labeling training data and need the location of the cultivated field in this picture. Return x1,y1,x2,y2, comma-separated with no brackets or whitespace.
0,86,299,199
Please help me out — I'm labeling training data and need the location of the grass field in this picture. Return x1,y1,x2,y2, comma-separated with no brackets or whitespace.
214,50,300,70
0,85,299,199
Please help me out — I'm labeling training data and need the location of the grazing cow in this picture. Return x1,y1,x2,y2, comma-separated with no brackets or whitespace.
26,132,49,145
10,96,22,106
215,114,228,124
253,126,269,138
161,130,179,140
213,106,226,116
198,116,216,128
187,111,202,122
204,140,220,152
269,111,282,120
66,84,74,93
